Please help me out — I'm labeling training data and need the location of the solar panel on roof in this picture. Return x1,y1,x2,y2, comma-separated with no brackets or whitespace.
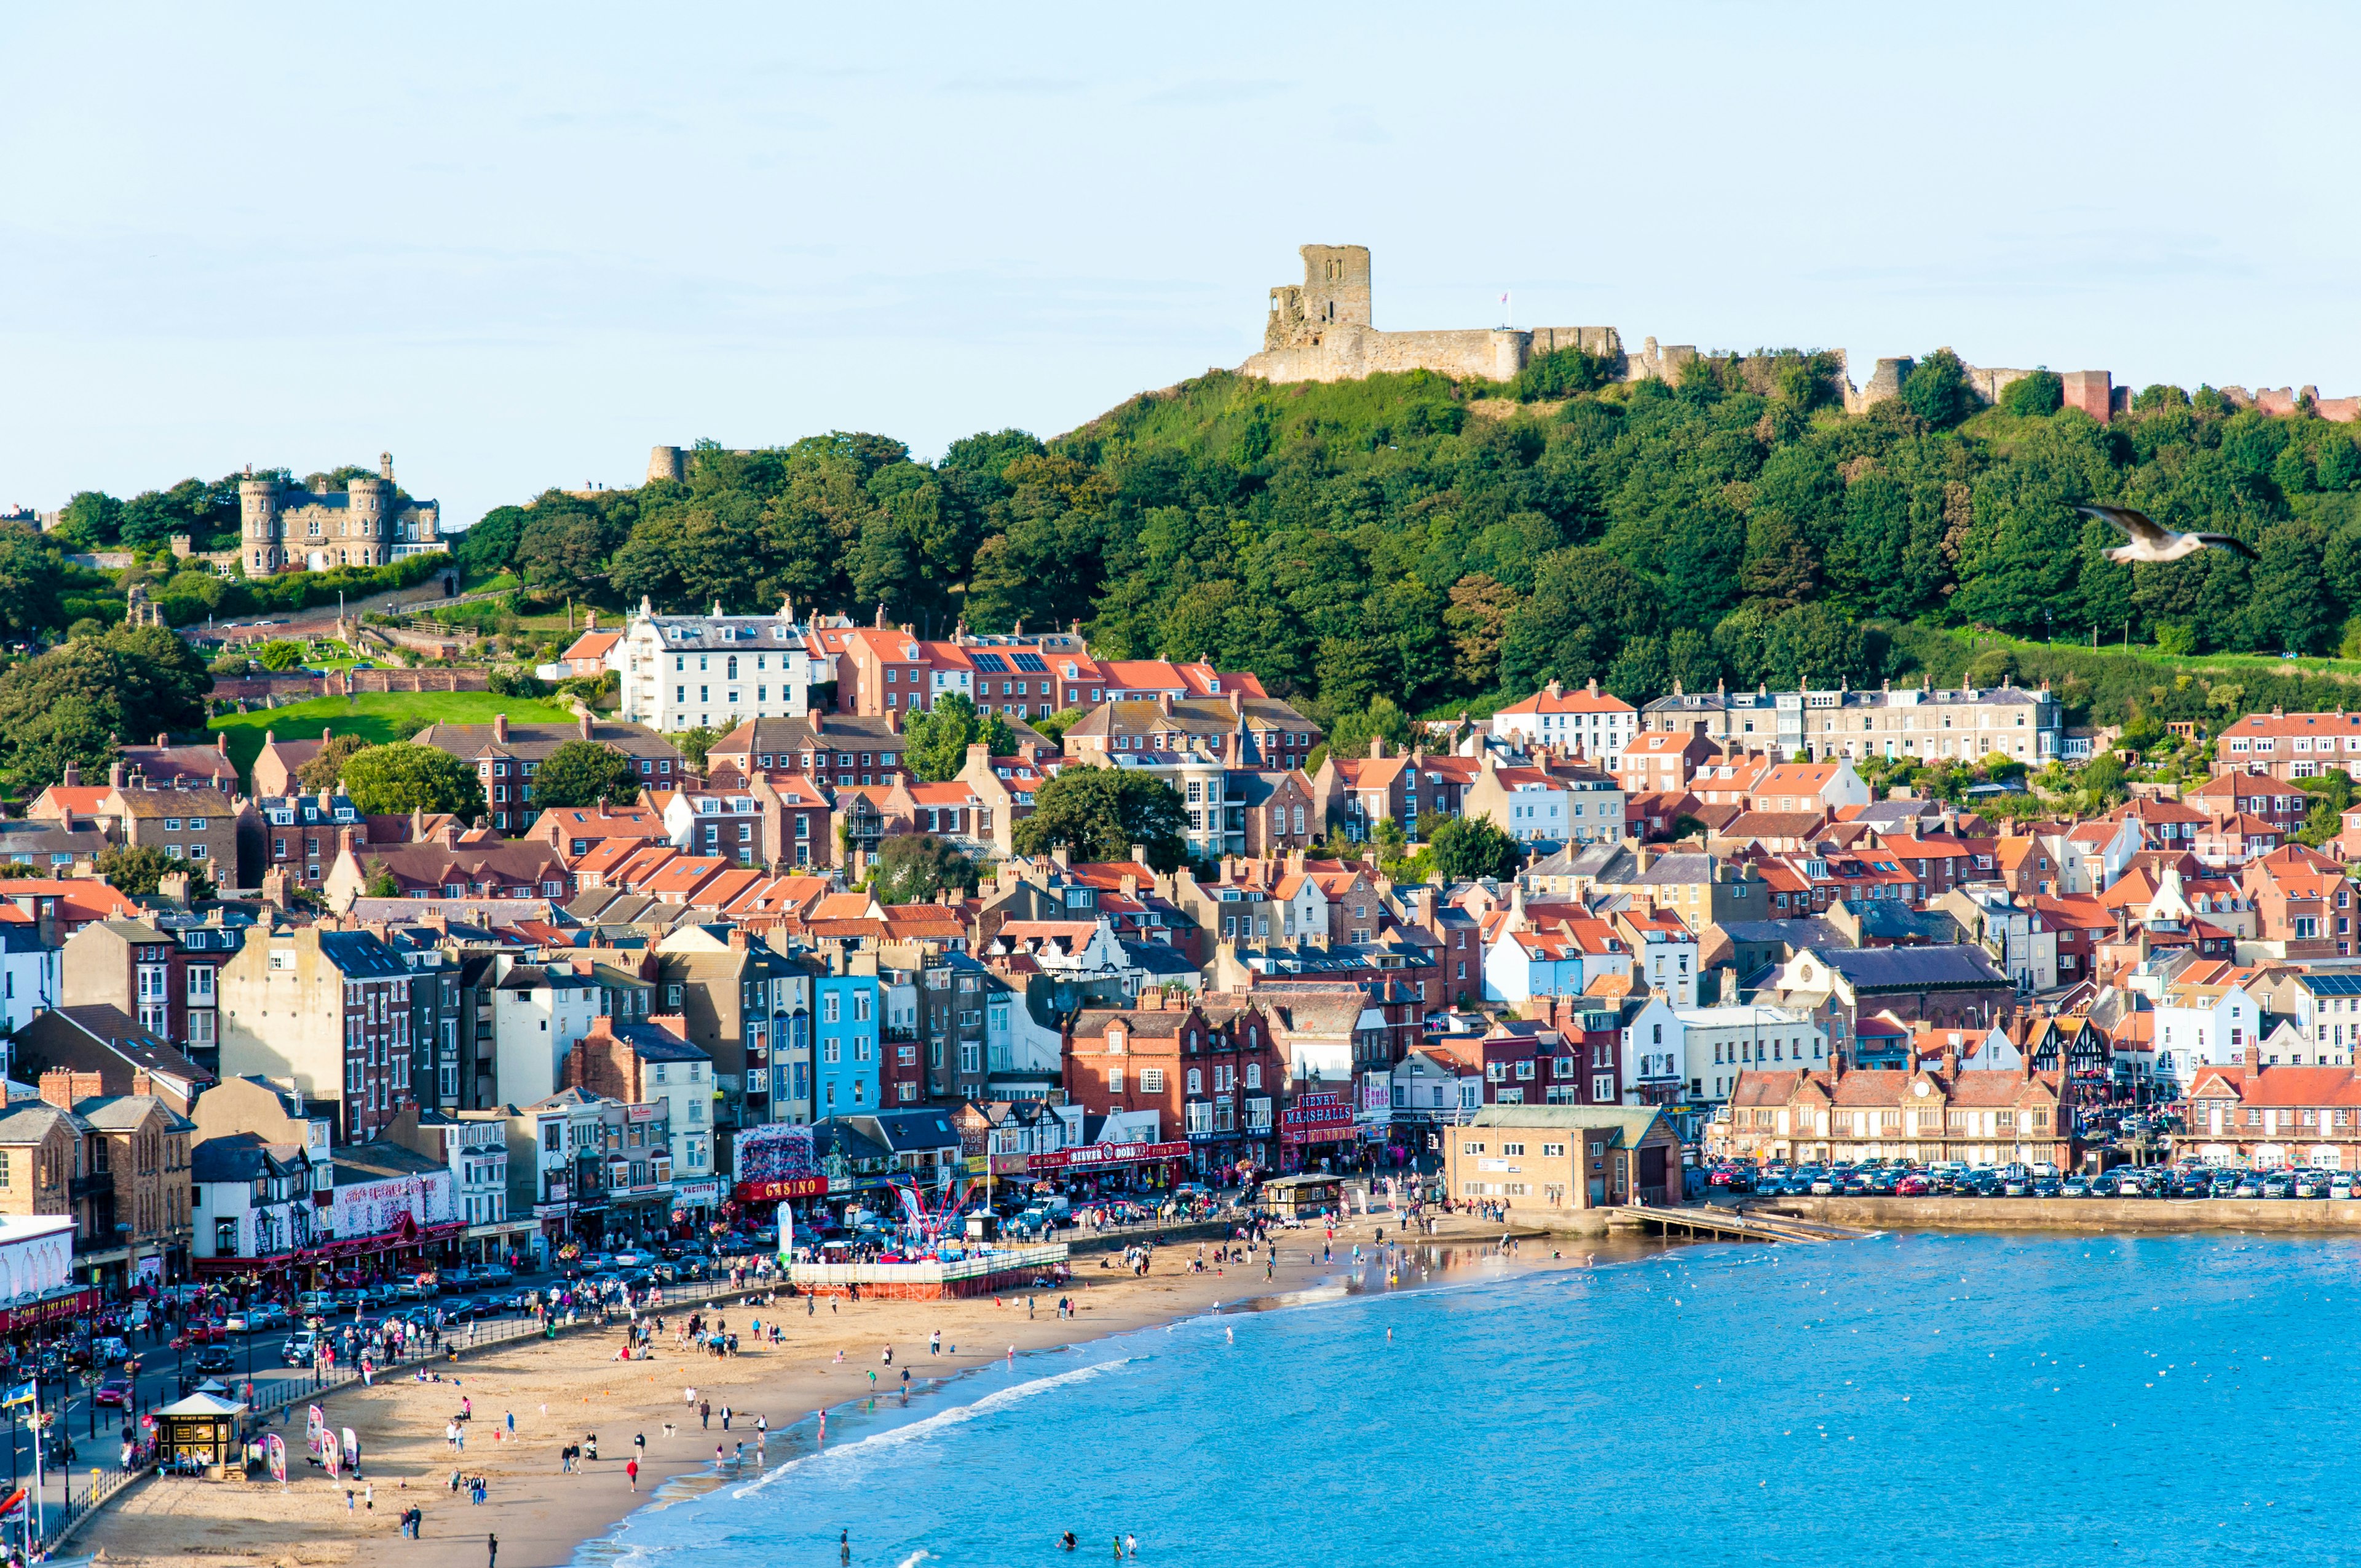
2309,974,2361,995
971,653,1008,673
1012,652,1047,672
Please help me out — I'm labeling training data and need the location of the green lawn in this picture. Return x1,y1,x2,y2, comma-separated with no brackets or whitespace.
209,691,578,788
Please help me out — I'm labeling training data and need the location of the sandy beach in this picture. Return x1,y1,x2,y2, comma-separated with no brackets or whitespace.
81,1211,1612,1568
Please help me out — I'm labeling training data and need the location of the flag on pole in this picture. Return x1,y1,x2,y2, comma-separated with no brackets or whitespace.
1,1383,32,1410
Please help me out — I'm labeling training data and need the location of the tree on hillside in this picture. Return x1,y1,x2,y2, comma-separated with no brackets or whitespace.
1010,766,1188,871
296,734,373,793
900,694,1018,783
97,844,215,901
1324,697,1415,764
869,833,978,904
338,742,488,819
531,739,641,808
0,623,212,793
0,526,65,638
1427,815,1522,884
1904,349,1977,428
2001,371,2065,416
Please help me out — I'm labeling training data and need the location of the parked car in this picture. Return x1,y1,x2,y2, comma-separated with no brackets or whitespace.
93,1372,133,1409
193,1345,237,1374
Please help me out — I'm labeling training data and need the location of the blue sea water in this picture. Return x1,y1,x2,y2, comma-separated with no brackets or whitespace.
583,1233,2361,1567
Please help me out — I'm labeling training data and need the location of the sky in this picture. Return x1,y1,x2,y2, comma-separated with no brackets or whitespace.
4,1,2359,526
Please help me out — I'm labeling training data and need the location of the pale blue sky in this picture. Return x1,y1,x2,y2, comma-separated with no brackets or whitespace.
3,1,2356,525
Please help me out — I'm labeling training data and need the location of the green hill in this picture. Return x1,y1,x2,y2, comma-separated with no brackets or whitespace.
454,356,2361,731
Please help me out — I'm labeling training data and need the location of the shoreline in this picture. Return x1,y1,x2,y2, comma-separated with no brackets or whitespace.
82,1212,1626,1568
1747,1194,2361,1233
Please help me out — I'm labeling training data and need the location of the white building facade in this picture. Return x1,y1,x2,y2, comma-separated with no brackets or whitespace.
616,598,815,734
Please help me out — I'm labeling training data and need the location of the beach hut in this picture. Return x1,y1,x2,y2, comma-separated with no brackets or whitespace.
151,1392,248,1477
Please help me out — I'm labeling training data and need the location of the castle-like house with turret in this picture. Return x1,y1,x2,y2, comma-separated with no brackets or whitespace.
240,453,444,574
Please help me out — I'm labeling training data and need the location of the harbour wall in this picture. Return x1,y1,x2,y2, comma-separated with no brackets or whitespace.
1754,1195,2361,1233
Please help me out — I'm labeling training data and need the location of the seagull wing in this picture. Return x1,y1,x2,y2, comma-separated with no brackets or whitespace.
2073,504,2168,545
2193,533,2260,561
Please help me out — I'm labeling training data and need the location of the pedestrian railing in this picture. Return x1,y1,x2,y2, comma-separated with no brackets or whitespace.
38,1455,151,1554
787,1245,1069,1290
240,1275,773,1426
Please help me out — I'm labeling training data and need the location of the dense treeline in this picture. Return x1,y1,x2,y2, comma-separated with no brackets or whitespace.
462,355,2361,724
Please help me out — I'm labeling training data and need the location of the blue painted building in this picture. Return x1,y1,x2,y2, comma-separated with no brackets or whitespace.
811,966,881,1119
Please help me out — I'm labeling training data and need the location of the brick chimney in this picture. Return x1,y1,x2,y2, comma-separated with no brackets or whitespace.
132,1070,154,1098
1138,988,1165,1012
39,1069,97,1109
579,711,594,741
1369,736,1385,760
492,713,510,743
60,764,77,789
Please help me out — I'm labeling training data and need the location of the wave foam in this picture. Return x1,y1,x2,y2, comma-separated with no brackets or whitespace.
730,1356,1142,1499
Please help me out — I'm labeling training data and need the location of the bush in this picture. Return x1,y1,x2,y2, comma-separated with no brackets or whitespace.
255,639,305,671
1512,347,1607,402
487,667,550,698
2000,371,2065,417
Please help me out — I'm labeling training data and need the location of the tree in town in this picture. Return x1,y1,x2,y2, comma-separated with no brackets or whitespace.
673,726,721,775
530,739,641,808
363,858,401,898
255,639,306,672
96,844,215,901
1010,765,1189,871
868,833,978,904
338,742,488,820
295,734,373,793
900,693,1018,783
1426,815,1523,883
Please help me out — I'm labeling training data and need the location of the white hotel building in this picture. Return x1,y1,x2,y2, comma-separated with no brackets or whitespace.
615,599,815,735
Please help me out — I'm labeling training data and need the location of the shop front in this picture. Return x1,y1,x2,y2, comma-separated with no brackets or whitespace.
1279,1091,1357,1174
1029,1139,1188,1196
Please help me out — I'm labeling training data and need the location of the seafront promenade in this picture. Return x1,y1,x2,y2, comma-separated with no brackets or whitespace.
1750,1193,2361,1232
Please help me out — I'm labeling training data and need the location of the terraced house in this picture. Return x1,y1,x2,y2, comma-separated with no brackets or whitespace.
410,712,684,833
1722,1055,2073,1169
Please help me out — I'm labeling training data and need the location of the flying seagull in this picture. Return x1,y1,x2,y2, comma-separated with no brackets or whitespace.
2076,504,2258,563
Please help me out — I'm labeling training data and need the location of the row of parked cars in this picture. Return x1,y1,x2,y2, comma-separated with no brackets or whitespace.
1715,1160,2361,1201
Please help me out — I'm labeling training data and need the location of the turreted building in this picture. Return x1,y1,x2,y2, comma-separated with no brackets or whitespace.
240,452,444,574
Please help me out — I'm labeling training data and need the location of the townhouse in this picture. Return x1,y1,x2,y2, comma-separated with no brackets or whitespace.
1720,1056,2073,1169
2182,1057,2361,1168
2214,708,2361,781
1490,679,1639,760
251,790,367,892
216,925,415,1139
1062,991,1278,1179
557,1010,713,1195
410,711,686,833
1642,678,2063,765
1459,753,1623,846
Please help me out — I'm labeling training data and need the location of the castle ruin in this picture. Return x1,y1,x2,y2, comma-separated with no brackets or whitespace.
1235,244,2361,424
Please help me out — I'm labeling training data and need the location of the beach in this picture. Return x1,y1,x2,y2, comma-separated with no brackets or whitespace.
82,1210,1570,1568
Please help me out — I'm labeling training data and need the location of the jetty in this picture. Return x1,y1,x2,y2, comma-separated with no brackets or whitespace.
1600,1206,1873,1245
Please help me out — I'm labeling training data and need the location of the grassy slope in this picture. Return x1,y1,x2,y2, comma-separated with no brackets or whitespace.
208,691,577,788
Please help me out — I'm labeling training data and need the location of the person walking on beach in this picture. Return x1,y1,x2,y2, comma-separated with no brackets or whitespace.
626,1458,638,1492
487,1532,497,1568
699,1399,710,1430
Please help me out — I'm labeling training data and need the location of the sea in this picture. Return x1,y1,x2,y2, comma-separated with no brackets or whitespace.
581,1231,2361,1567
